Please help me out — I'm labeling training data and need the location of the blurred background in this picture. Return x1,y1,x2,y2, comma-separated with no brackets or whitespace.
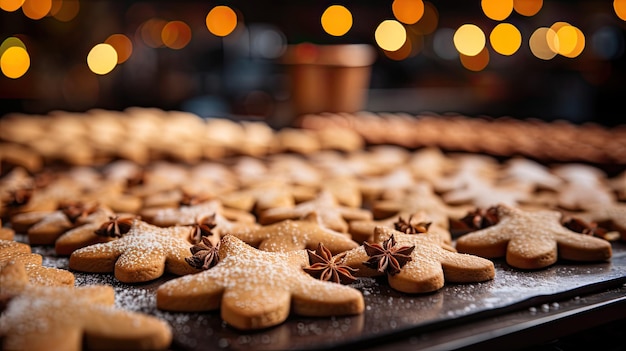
1,0,626,128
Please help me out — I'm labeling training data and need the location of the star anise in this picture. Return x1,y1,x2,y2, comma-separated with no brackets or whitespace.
561,216,618,241
363,234,414,276
185,236,220,270
59,201,98,224
303,242,358,284
4,188,32,208
459,206,500,231
188,214,217,244
94,215,135,238
394,215,431,234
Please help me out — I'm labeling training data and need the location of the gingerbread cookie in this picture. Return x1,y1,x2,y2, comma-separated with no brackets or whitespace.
455,204,613,270
1,239,74,286
54,213,137,255
157,234,364,330
340,226,495,294
229,214,359,253
69,219,199,283
259,190,372,233
0,261,172,351
0,219,14,240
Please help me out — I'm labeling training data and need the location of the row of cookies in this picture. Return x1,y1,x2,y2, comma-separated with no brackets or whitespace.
296,111,626,164
0,107,364,172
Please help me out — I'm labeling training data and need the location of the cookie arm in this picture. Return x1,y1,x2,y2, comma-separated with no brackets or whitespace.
440,251,495,283
156,273,224,312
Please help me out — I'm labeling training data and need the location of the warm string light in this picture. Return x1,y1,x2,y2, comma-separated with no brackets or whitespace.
0,1,623,79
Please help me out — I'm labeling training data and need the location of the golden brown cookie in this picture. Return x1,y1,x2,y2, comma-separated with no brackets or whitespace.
229,215,359,253
0,219,14,240
572,202,626,241
455,204,613,270
54,213,137,256
156,234,364,330
341,226,494,294
259,190,372,233
0,239,75,286
69,219,199,283
0,261,172,351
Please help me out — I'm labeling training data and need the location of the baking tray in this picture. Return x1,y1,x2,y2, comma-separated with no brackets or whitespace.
29,238,626,351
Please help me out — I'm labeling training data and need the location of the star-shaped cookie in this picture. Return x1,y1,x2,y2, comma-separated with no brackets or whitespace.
573,202,626,241
0,261,172,351
156,234,364,330
455,204,613,269
258,190,372,233
229,214,359,253
370,182,470,242
340,226,495,294
1,239,75,286
68,219,198,283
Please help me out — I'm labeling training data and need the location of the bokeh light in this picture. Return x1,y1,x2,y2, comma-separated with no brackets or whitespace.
206,5,238,37
21,0,51,19
490,23,521,56
87,43,118,75
460,46,490,71
591,25,624,60
50,0,79,22
529,27,557,60
375,19,407,52
481,0,513,21
321,5,353,36
105,34,133,63
514,0,542,17
250,25,287,59
454,24,486,56
556,24,584,58
383,36,413,61
392,0,425,25
0,0,25,12
411,1,438,35
615,0,626,21
433,27,458,60
162,20,192,49
1,46,30,79
140,18,167,48
0,36,26,55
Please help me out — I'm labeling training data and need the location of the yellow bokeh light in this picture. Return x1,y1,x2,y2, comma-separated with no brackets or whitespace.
1,46,30,79
383,36,414,61
557,25,584,58
454,24,486,56
22,0,51,19
0,0,25,12
615,0,626,21
392,0,425,25
206,5,237,37
162,20,192,49
514,0,542,16
460,46,490,71
105,34,133,63
321,5,353,36
87,43,117,75
481,0,513,21
375,20,407,52
490,23,521,56
0,37,26,57
529,27,557,60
